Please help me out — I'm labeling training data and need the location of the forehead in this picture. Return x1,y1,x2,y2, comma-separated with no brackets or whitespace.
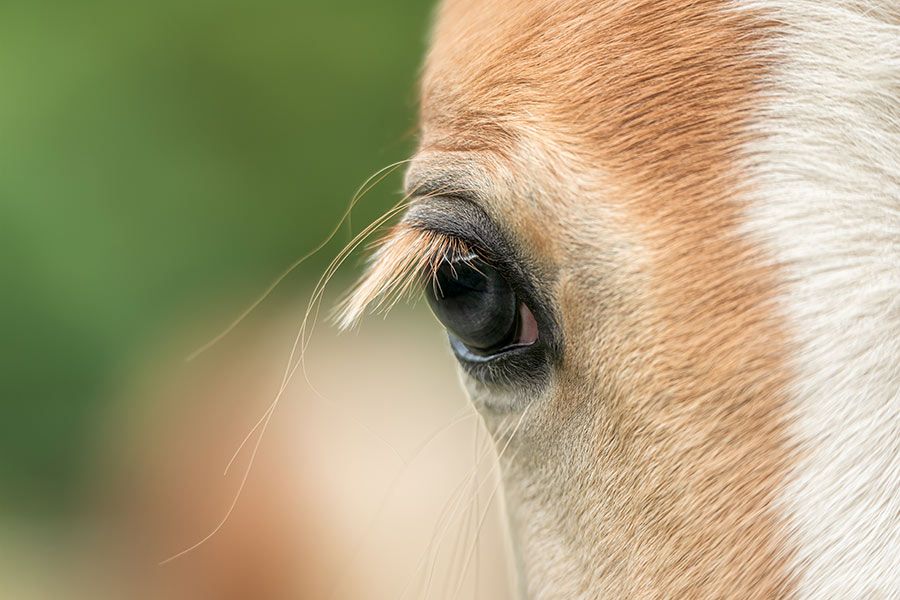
418,0,767,180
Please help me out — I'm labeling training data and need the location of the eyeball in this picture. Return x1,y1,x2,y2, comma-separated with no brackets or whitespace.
426,256,537,356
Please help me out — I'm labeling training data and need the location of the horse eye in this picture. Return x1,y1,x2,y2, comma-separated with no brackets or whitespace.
425,256,538,357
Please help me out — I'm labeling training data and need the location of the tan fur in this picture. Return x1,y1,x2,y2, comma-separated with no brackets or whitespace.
349,1,797,597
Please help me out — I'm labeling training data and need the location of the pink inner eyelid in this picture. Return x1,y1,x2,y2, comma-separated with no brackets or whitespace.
517,303,539,346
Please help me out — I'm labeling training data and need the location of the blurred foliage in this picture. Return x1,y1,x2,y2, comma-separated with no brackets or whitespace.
0,0,431,515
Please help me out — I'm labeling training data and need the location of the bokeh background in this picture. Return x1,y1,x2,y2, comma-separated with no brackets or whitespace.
1,2,513,598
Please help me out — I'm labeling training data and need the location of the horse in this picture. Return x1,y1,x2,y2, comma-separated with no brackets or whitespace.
339,1,900,597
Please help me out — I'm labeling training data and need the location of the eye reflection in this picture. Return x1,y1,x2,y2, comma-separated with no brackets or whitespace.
425,255,536,356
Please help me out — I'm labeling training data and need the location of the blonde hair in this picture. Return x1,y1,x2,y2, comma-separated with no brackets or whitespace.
336,223,472,330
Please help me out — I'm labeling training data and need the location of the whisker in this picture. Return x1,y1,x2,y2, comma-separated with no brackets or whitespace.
185,158,411,362
158,368,294,565
166,178,485,580
225,187,470,511
164,164,416,563
407,416,516,600
451,409,530,599
419,419,486,600
441,421,484,596
417,457,483,599
327,405,479,600
472,418,484,598
451,448,518,600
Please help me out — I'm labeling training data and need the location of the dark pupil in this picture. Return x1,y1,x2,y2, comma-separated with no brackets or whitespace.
426,257,518,354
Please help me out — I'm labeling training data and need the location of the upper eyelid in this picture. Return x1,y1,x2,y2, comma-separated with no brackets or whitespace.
404,197,501,253
403,165,485,202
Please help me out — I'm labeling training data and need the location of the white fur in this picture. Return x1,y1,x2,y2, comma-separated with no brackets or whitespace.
739,1,900,596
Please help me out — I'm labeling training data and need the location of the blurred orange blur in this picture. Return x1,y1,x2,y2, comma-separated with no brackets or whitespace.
67,306,515,599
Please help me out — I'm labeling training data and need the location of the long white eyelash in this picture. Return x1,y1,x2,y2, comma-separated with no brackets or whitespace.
335,224,473,330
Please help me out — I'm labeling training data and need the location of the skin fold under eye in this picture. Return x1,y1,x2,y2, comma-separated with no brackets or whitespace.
425,254,539,358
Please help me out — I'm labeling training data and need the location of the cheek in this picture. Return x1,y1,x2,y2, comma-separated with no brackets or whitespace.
457,368,531,413
553,265,651,411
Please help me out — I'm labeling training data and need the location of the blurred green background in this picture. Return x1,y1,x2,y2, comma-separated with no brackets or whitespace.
0,0,431,518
